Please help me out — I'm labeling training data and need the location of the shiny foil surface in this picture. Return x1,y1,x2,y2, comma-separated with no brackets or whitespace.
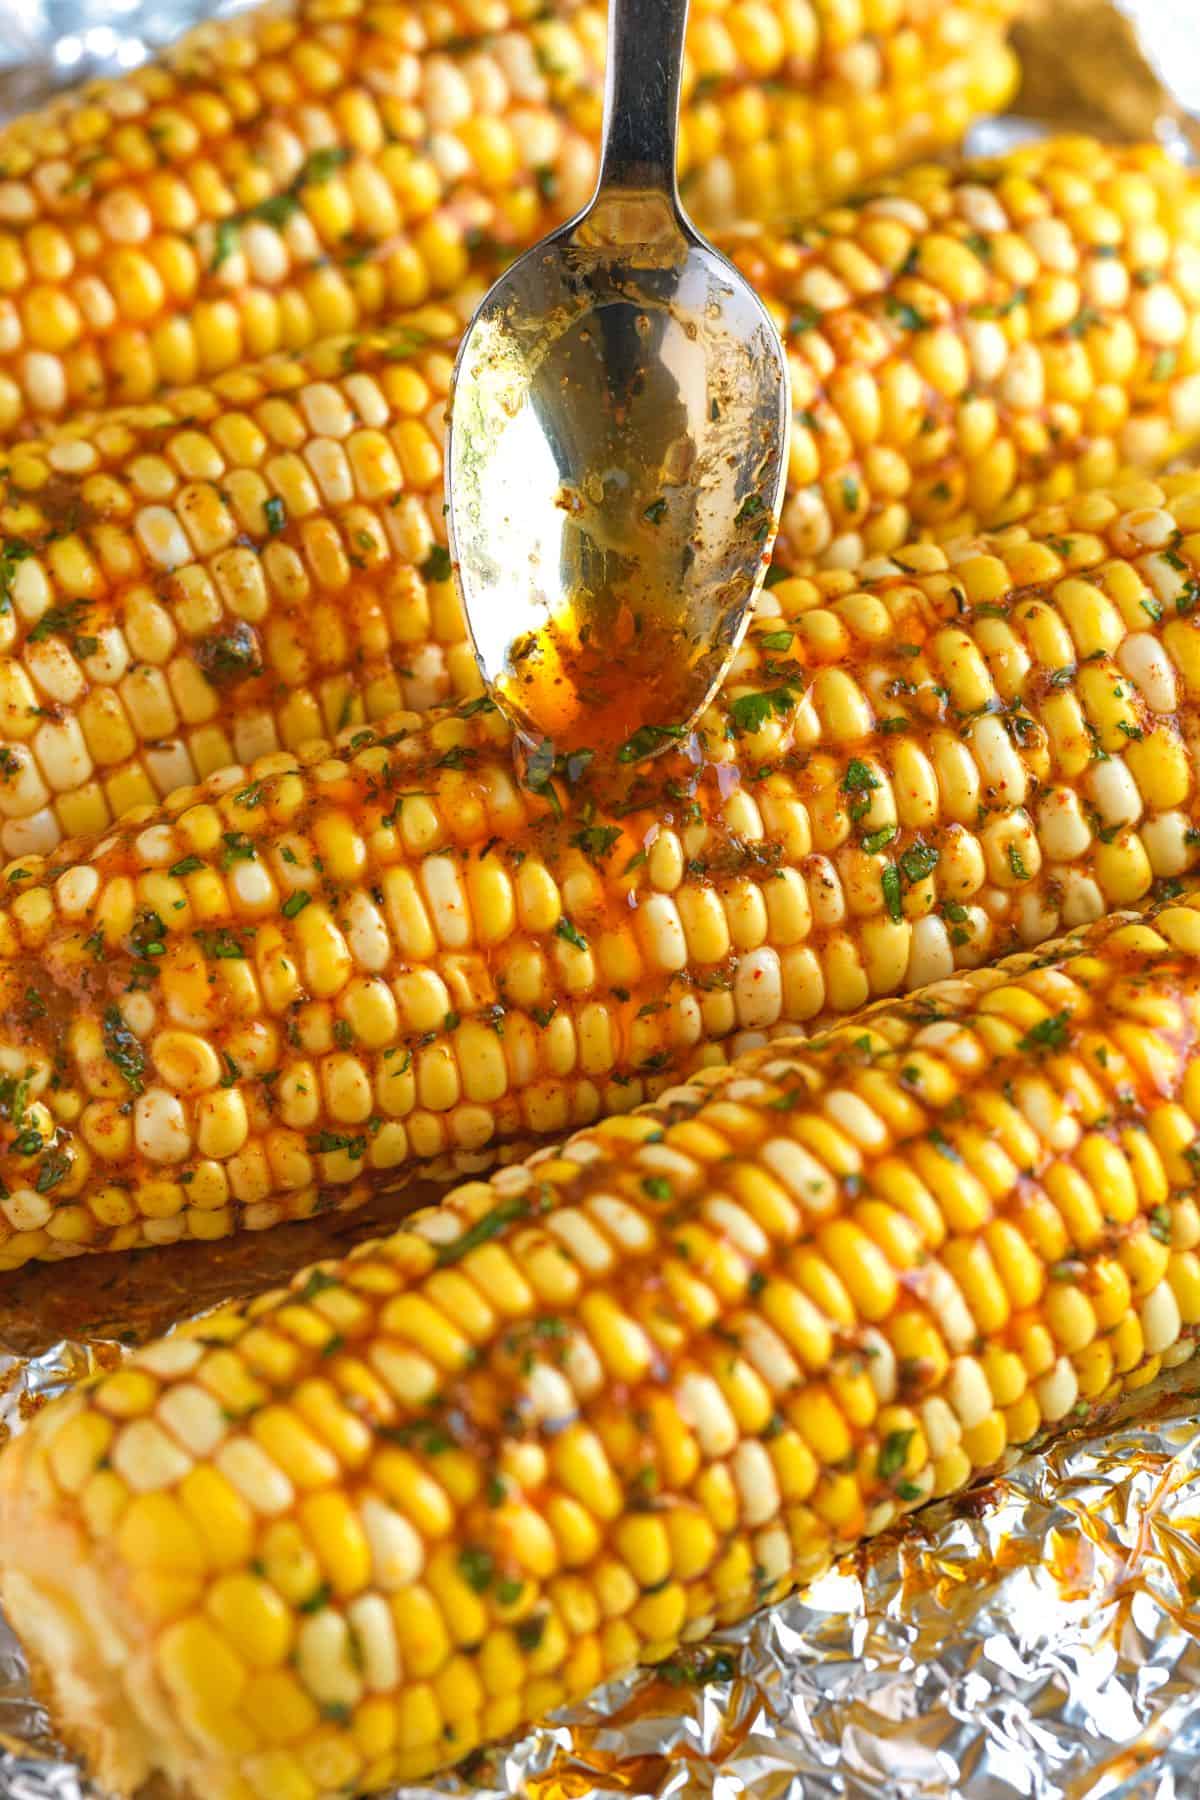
0,2,1199,1797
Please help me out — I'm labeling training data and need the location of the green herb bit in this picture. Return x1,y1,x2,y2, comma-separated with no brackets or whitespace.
899,844,939,883
554,917,588,951
300,145,352,185
211,217,239,270
878,1427,915,1479
617,722,688,763
1017,1011,1071,1054
729,687,795,734
1007,842,1031,881
307,1131,367,1158
570,824,621,862
421,544,452,582
102,1006,146,1094
436,1197,532,1266
880,863,903,921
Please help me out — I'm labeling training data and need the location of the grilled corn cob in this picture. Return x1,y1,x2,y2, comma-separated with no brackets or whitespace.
5,895,1200,1798
743,136,1200,568
0,304,476,861
0,472,1199,1270
0,0,1018,432
4,138,1200,861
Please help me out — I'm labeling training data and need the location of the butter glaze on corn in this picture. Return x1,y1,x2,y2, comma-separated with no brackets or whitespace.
4,140,1200,860
1,476,1200,1268
0,0,1018,430
5,898,1200,1797
736,137,1200,570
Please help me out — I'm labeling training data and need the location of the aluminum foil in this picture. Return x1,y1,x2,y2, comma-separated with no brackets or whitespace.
0,0,257,120
1,1,1200,1797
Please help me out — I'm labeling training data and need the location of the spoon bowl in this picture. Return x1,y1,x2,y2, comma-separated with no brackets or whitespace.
446,0,789,760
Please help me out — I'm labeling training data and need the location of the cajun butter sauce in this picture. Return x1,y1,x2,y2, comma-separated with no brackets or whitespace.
497,601,714,757
486,417,761,762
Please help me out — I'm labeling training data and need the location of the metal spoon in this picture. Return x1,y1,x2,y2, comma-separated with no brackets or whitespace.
445,0,789,761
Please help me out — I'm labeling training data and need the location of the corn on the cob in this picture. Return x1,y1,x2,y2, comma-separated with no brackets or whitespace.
3,139,1200,861
0,0,1018,432
0,304,476,861
743,137,1200,568
5,894,1200,1799
0,471,1199,1270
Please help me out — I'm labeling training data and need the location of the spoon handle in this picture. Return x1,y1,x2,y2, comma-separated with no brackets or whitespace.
595,0,691,199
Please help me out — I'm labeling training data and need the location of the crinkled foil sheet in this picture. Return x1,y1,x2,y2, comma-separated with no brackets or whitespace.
0,2,1199,1797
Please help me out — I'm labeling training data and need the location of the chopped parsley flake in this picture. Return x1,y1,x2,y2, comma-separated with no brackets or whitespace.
899,844,939,883
729,687,795,734
880,863,903,922
878,1428,915,1478
1017,1012,1071,1054
300,145,352,185
102,1006,145,1094
617,722,688,763
436,1197,531,1266
421,545,452,583
570,824,622,862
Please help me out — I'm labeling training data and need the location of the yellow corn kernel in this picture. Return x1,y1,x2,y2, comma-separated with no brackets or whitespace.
206,1574,294,1670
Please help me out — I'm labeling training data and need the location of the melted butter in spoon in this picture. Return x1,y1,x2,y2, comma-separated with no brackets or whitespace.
449,208,785,760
